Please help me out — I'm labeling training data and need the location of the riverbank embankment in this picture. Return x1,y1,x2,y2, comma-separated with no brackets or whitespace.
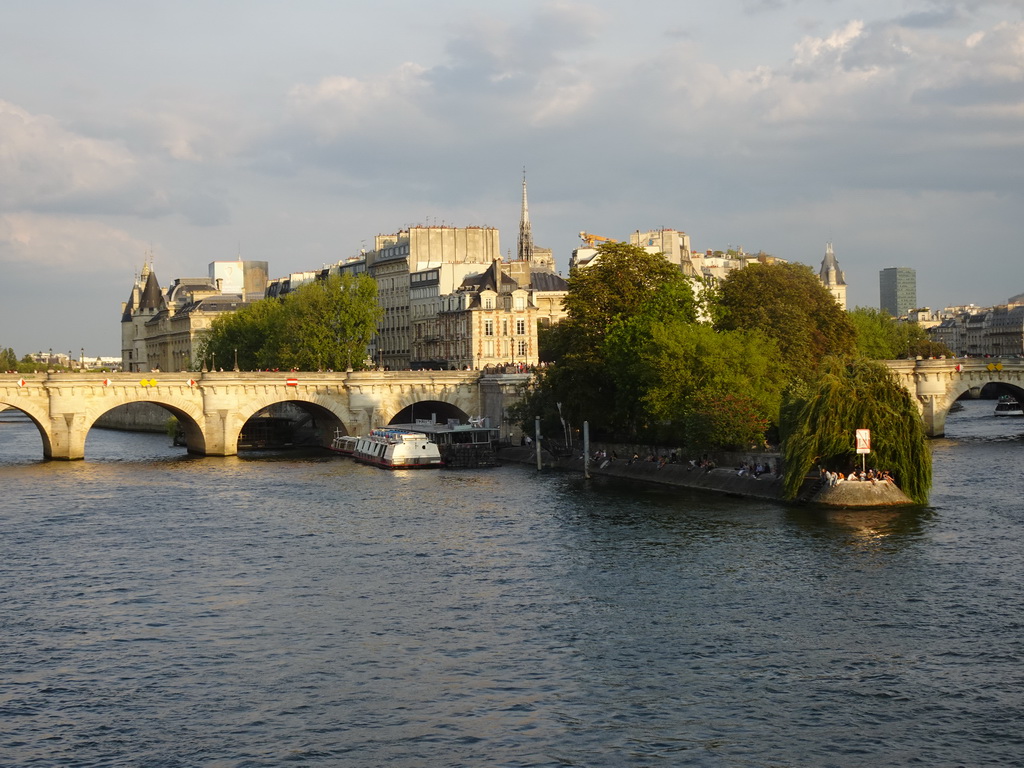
496,446,914,508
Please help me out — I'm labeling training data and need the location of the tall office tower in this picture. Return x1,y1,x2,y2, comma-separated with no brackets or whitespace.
879,267,917,317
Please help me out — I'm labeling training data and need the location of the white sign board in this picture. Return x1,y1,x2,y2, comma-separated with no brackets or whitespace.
855,428,871,455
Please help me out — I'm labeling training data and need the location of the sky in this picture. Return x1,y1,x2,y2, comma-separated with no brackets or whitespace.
1,0,1022,357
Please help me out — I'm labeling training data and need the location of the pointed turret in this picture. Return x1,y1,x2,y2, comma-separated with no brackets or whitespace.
818,242,847,309
139,270,165,313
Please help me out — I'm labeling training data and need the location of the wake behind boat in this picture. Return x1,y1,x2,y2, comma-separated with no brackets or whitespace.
350,428,442,469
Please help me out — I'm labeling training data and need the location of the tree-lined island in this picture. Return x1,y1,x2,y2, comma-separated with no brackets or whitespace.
506,243,934,504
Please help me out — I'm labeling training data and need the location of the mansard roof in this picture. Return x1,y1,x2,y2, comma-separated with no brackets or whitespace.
175,296,247,316
459,260,520,293
529,271,568,292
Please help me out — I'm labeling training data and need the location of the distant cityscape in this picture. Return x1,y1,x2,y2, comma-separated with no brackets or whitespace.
32,179,1024,370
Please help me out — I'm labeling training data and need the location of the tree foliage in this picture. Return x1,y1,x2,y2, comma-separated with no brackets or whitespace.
779,356,931,504
524,243,700,438
278,273,382,371
198,273,381,371
613,321,787,448
0,347,17,371
563,242,697,344
848,307,951,359
715,262,854,381
198,298,285,370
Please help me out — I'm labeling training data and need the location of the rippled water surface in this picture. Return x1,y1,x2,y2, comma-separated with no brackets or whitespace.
2,401,1023,767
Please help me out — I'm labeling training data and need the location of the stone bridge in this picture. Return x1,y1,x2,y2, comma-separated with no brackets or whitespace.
885,357,1024,436
0,370,530,460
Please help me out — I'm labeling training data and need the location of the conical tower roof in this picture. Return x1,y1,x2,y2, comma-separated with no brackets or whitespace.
819,242,846,286
139,270,165,311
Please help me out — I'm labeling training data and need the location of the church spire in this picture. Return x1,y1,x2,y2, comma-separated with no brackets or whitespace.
517,169,534,263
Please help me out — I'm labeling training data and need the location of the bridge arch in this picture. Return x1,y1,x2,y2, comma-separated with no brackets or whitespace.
230,392,358,452
0,401,54,458
81,395,208,459
886,358,1024,437
389,399,470,425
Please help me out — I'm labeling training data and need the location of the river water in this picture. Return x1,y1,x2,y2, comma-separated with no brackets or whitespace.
1,399,1022,767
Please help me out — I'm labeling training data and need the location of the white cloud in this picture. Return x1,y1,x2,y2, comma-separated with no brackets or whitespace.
286,64,433,141
0,100,148,213
0,213,149,272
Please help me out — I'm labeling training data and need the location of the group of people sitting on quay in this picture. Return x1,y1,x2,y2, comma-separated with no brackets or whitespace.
582,449,779,476
735,460,778,478
820,467,896,486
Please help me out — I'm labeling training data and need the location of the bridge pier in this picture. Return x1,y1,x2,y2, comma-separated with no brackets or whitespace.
201,408,237,457
47,412,88,460
919,396,947,438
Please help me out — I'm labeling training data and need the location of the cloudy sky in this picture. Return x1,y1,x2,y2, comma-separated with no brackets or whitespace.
1,0,1022,357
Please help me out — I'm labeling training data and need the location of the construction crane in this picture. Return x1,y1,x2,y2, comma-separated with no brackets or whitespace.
578,231,617,248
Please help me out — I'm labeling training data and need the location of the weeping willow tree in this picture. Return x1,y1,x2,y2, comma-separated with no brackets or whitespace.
780,356,931,504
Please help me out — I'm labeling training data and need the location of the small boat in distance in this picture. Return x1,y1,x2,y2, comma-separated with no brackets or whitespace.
351,428,443,469
327,429,357,456
994,395,1023,417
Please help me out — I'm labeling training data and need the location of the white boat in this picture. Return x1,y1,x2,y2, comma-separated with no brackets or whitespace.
994,396,1023,417
351,428,443,469
327,429,357,456
388,418,500,468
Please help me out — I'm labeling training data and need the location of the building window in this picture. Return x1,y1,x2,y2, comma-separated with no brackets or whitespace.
485,340,494,357
518,340,527,356
484,320,494,336
516,319,526,335
515,296,526,310
484,297,493,309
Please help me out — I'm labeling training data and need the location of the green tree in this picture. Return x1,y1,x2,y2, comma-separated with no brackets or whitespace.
278,273,382,371
848,307,951,359
198,298,286,370
779,356,931,504
714,262,854,381
563,242,697,344
524,243,698,438
0,347,17,371
197,273,381,371
614,321,786,448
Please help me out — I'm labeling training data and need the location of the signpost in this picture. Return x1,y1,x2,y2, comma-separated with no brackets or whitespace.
856,428,871,473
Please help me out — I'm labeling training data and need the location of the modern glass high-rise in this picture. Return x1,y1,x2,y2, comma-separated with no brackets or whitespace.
879,267,916,317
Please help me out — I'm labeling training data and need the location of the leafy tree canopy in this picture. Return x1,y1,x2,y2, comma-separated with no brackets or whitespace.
619,321,787,448
198,273,381,371
198,298,285,371
848,307,951,360
0,347,17,371
278,273,382,371
779,356,931,504
562,242,697,345
714,262,854,381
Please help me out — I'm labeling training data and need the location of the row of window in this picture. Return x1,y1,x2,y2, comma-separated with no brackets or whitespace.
483,319,527,336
